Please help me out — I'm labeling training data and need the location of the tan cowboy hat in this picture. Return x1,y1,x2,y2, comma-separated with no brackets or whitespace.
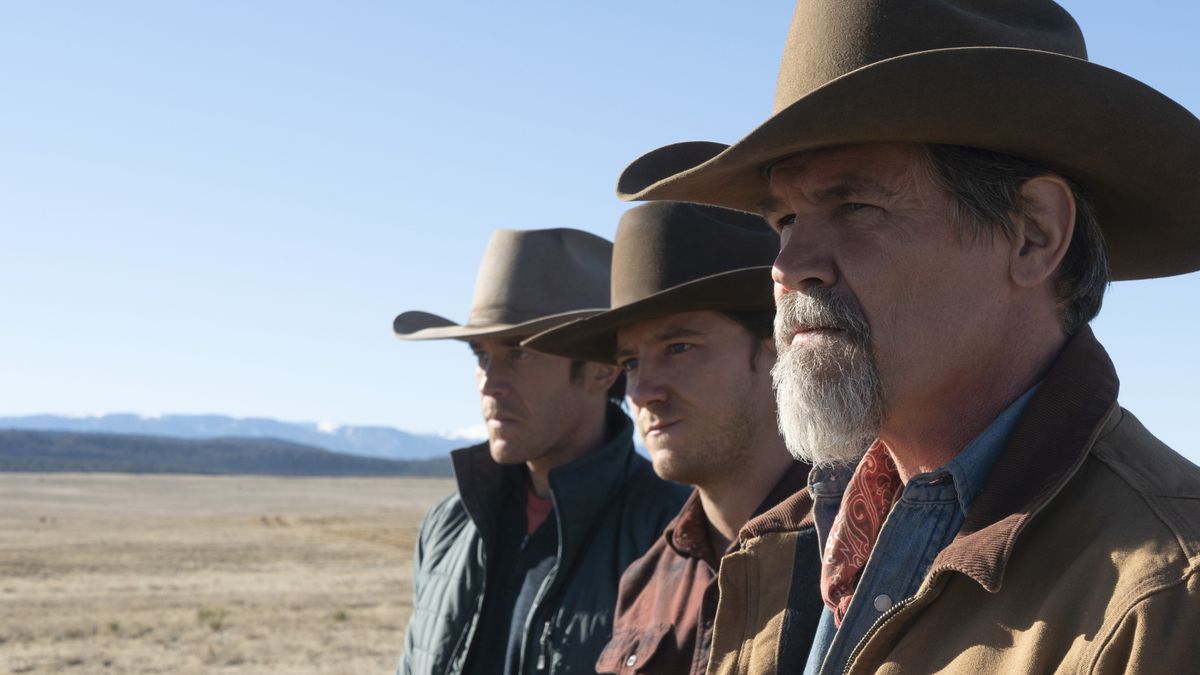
616,0,1200,281
394,228,612,341
523,202,778,363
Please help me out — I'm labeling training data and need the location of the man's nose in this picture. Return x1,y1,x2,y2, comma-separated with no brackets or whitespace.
772,225,838,298
477,364,509,397
626,363,668,410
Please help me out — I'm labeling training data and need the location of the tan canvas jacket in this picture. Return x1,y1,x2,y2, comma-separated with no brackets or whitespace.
705,489,822,673
708,328,1200,674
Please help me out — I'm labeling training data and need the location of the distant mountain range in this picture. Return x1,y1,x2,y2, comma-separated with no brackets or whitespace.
0,429,452,477
0,414,478,460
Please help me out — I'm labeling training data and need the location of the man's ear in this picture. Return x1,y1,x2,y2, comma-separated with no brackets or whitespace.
1009,174,1075,289
585,362,621,395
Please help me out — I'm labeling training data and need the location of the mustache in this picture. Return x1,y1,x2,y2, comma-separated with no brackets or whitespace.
774,288,871,346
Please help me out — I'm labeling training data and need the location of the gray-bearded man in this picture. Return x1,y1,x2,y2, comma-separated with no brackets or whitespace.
615,0,1200,672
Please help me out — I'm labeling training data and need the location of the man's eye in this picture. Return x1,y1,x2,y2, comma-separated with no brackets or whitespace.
473,352,489,368
510,349,530,361
666,343,692,355
775,214,796,230
841,202,874,213
618,358,639,373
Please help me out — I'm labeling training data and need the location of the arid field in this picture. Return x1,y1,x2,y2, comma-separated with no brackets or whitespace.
0,473,455,674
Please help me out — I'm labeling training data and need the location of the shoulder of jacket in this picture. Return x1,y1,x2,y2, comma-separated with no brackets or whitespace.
1087,564,1200,673
1078,407,1200,571
418,491,472,541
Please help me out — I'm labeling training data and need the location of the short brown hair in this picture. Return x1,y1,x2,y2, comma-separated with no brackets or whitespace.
718,309,776,370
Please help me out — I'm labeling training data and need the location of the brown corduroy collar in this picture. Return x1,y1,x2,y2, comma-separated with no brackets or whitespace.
737,477,817,543
671,459,814,560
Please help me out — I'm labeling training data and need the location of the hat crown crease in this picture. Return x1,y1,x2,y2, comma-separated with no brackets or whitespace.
774,0,1086,112
465,228,611,328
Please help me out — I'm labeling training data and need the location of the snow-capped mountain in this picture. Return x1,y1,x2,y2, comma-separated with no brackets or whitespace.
0,413,477,460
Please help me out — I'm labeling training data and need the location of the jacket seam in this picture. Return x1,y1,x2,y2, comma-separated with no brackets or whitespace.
1091,440,1200,564
1085,565,1199,674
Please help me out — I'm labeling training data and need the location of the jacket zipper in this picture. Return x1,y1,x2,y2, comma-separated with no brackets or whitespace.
518,487,563,672
516,554,557,671
841,575,954,675
839,591,923,675
535,620,552,670
451,566,487,668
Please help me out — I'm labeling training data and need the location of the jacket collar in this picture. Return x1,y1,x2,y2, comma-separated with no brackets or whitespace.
931,326,1120,592
450,403,638,546
667,459,814,562
450,443,515,546
545,405,638,535
736,465,819,543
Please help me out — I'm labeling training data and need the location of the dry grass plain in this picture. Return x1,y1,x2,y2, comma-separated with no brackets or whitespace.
0,472,455,674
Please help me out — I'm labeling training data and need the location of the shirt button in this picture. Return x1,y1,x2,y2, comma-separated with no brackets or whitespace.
625,654,638,667
873,594,894,612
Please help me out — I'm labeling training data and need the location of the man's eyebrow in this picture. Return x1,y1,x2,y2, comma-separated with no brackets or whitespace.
811,177,898,203
755,195,783,218
755,177,896,217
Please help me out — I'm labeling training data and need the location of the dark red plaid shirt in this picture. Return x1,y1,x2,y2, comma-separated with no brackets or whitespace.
595,461,811,675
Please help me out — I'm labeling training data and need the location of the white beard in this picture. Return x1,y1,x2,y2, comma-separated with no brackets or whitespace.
771,290,881,467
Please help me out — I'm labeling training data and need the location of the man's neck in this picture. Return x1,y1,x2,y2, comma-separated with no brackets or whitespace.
881,328,1065,482
697,436,795,554
525,405,611,498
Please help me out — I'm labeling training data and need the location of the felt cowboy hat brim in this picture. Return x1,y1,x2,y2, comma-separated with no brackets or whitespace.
393,308,605,342
617,47,1200,281
524,267,774,364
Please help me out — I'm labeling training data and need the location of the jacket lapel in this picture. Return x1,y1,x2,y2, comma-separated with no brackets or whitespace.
452,442,520,548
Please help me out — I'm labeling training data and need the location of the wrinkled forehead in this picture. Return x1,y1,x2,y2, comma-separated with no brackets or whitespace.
759,143,930,212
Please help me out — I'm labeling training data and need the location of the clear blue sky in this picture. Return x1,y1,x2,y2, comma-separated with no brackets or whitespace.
1,2,1197,463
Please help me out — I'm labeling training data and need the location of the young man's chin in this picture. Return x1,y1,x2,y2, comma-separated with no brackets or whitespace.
648,445,701,485
487,437,523,465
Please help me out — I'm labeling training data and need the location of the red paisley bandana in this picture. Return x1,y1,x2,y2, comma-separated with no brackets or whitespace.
820,440,903,626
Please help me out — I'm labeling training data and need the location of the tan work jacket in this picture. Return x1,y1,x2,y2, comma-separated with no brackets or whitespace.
708,328,1200,674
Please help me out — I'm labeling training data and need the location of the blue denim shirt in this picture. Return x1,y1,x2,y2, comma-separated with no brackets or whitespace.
803,387,1037,675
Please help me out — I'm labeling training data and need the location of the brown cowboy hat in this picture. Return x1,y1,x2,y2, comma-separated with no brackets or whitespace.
393,228,611,341
523,202,778,363
616,0,1200,281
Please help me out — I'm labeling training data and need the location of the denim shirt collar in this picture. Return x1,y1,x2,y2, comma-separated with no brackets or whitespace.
937,385,1039,516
